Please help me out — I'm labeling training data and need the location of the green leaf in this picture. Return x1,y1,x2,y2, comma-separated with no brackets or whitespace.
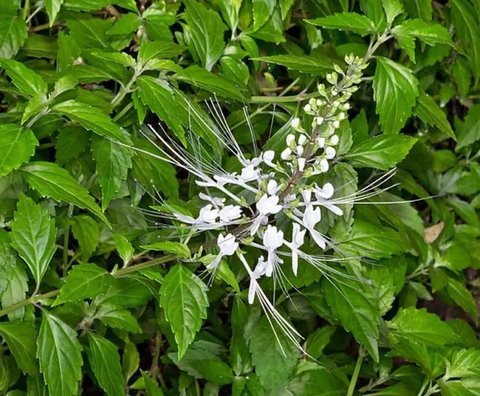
92,135,132,210
323,278,380,362
373,57,419,134
71,215,100,261
37,311,83,396
451,0,480,81
20,161,109,225
284,361,347,395
307,13,377,36
392,19,453,61
183,0,227,71
402,0,432,21
112,233,134,266
0,16,27,59
52,100,131,144
0,321,37,375
415,92,456,140
0,124,38,177
176,65,245,101
0,59,47,97
45,0,64,26
122,340,139,382
87,333,125,396
10,194,57,287
387,307,458,346
55,263,113,305
159,264,209,359
0,258,28,321
94,304,142,333
253,54,333,74
141,241,190,258
447,278,478,321
305,326,336,359
136,76,187,144
245,314,298,390
446,348,480,379
252,0,276,31
138,41,183,66
345,134,417,170
456,104,480,150
381,0,404,24
169,341,234,385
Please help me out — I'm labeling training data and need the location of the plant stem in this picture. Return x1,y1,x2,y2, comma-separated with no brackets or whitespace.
347,347,366,396
0,255,179,318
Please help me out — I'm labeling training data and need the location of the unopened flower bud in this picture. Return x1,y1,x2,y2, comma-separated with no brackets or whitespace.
330,135,339,145
298,158,306,171
298,134,307,145
291,118,300,129
286,134,296,146
332,120,340,129
296,145,304,156
315,116,324,125
325,146,336,159
281,148,292,160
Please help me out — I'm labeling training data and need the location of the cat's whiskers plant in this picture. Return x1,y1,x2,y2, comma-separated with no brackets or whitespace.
139,53,400,350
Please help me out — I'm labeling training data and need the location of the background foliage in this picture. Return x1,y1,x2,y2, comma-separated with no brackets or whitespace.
0,0,480,395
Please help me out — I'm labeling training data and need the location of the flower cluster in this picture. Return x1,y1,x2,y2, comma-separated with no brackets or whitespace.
146,54,376,346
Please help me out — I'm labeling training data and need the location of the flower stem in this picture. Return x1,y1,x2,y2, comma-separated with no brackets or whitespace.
347,346,365,396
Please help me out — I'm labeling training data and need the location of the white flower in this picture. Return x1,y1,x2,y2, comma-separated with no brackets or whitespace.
298,158,306,171
330,135,339,145
319,158,329,172
263,225,284,277
290,223,306,275
250,194,283,236
219,205,242,222
206,233,238,270
302,206,326,249
239,164,259,182
257,194,282,216
198,204,219,223
315,183,334,199
291,118,300,129
298,134,307,145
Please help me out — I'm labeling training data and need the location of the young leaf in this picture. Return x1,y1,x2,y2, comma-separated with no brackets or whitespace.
0,124,38,177
0,258,28,321
387,307,458,346
10,194,57,287
52,100,131,144
345,134,417,170
183,0,227,71
87,333,125,396
122,340,139,382
91,135,132,210
381,0,403,24
446,348,480,379
0,59,47,97
159,264,209,359
112,233,134,265
0,15,27,59
20,161,109,225
45,0,64,26
415,92,456,140
323,278,380,362
0,321,37,375
55,263,113,305
37,311,83,396
307,13,377,36
373,57,419,134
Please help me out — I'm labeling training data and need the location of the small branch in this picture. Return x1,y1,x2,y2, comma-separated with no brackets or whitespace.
347,346,366,396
